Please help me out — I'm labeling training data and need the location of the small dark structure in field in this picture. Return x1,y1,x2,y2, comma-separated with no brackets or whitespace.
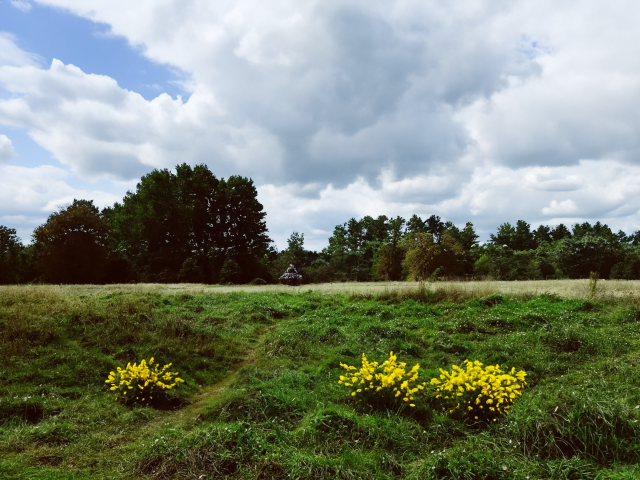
280,264,302,286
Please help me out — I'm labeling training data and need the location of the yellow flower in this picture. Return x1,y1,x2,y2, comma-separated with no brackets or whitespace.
339,352,424,407
431,360,526,422
106,358,184,404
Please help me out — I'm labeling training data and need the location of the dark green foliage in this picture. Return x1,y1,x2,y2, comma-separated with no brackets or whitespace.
572,221,618,242
447,222,480,276
533,224,553,246
219,256,241,284
324,216,392,281
474,220,640,281
475,246,544,280
375,244,405,280
107,164,270,283
0,226,23,285
490,220,536,251
551,223,572,241
402,232,464,280
315,215,479,282
554,236,622,279
32,199,109,284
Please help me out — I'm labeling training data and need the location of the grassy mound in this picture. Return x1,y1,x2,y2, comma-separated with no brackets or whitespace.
1,287,640,478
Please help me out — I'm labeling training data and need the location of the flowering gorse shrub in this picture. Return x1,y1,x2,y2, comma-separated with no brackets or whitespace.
430,360,527,422
338,352,426,407
105,357,184,404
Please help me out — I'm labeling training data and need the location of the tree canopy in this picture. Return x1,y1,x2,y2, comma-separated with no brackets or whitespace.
107,164,270,283
32,199,109,284
0,226,24,284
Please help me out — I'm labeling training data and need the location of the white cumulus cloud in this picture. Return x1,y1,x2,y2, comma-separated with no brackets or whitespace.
0,134,16,162
0,59,285,182
0,32,41,68
542,200,578,217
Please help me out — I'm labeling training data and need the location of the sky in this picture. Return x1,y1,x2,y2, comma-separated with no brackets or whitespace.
2,0,640,251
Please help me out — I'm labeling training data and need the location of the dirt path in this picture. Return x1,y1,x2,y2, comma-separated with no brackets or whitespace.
125,325,271,441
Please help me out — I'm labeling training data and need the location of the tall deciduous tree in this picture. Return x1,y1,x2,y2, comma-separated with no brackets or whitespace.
108,164,270,283
284,231,305,267
0,226,23,284
403,231,463,280
375,216,406,280
551,224,572,241
33,200,109,284
533,225,553,246
447,222,480,275
490,220,535,251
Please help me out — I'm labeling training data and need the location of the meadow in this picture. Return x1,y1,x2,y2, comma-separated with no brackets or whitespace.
1,281,640,479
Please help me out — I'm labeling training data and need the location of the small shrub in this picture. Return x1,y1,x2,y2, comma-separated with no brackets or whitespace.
105,358,184,404
588,271,599,299
249,278,267,285
431,360,526,423
338,352,426,407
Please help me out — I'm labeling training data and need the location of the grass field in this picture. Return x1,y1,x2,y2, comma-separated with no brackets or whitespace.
1,278,639,299
1,282,640,479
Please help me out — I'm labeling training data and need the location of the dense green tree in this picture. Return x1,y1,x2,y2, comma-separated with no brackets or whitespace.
446,222,480,276
609,244,640,279
375,244,405,280
406,214,446,241
490,222,516,248
475,247,542,280
32,200,109,284
553,235,623,279
571,221,617,242
108,164,270,283
490,221,535,251
360,215,390,243
107,168,191,281
407,214,427,234
513,220,536,250
551,224,572,241
324,215,397,281
0,226,24,284
217,175,271,255
626,230,640,245
426,215,446,242
374,216,406,280
533,225,553,246
284,232,305,266
403,231,463,280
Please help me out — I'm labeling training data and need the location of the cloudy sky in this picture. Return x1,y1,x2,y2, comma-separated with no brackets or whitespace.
1,0,640,250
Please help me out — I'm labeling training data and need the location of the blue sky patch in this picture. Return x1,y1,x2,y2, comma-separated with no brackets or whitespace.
0,1,186,101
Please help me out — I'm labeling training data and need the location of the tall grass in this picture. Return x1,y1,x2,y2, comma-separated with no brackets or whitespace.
5,277,640,300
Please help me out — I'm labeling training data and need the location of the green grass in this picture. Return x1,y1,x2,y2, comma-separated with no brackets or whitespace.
1,285,640,478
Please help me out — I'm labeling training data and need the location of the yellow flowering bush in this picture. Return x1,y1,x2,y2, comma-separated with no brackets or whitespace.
430,360,527,423
105,357,184,404
338,352,426,407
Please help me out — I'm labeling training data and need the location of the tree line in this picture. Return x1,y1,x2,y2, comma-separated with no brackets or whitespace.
2,165,640,284
283,216,640,283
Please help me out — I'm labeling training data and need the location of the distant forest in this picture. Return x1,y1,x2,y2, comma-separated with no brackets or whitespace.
2,163,640,285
